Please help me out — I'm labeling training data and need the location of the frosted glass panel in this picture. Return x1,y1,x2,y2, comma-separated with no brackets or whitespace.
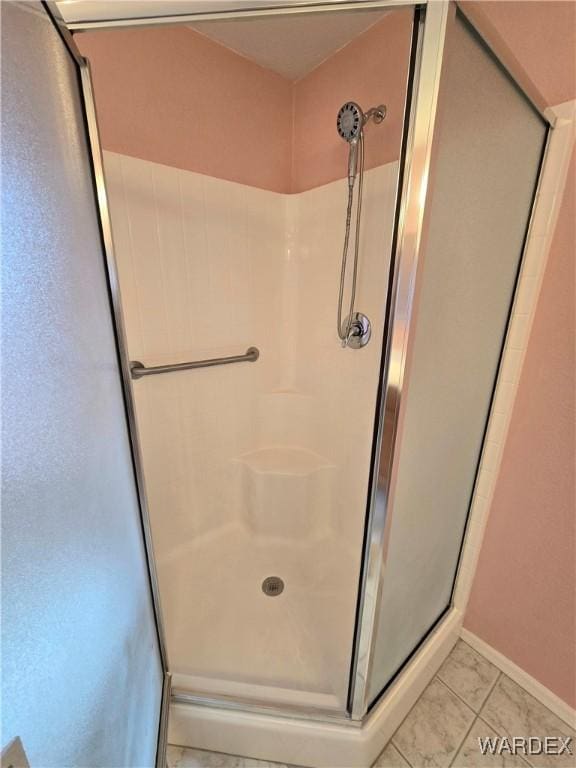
1,3,162,765
367,12,547,703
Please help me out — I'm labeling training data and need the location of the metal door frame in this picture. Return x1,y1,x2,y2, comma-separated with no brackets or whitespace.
349,0,552,719
43,3,171,764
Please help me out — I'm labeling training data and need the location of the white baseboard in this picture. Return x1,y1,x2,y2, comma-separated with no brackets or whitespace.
169,608,462,767
461,628,576,729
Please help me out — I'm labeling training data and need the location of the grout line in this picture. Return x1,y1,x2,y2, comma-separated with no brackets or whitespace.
476,675,539,766
476,715,533,768
436,675,479,714
478,671,502,718
390,677,477,768
446,672,502,766
435,676,477,716
389,674,434,763
388,739,413,768
447,714,478,768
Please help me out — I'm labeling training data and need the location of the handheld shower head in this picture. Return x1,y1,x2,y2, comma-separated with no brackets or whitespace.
337,102,364,188
336,101,364,143
336,102,387,189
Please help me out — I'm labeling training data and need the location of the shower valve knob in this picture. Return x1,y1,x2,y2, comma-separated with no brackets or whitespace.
345,312,372,349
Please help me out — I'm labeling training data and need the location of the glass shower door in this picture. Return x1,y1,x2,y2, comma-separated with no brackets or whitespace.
363,8,548,707
1,2,165,765
84,4,417,715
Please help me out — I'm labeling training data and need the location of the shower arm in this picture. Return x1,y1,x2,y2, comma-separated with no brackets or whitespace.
363,105,387,124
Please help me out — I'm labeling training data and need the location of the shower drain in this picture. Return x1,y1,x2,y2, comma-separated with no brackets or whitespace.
262,576,284,597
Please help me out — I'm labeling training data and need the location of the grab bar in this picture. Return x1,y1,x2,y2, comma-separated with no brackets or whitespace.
130,347,259,380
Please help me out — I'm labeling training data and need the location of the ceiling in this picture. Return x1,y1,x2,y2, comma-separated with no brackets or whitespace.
57,1,388,81
189,10,387,80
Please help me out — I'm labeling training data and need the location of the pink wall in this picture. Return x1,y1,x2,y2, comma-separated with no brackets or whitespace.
78,26,293,193
460,1,575,710
77,11,411,194
464,149,576,708
463,1,576,109
291,9,413,192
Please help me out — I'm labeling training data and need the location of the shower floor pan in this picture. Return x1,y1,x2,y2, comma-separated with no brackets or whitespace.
159,522,359,712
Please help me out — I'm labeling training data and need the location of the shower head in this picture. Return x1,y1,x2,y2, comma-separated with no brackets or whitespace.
336,101,364,144
337,102,364,189
337,102,387,189
336,101,387,143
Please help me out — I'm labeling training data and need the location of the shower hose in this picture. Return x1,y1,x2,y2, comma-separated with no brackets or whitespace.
337,133,365,346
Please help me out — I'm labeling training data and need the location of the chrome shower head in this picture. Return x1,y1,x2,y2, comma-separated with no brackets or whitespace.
337,101,387,188
337,102,364,189
336,102,364,143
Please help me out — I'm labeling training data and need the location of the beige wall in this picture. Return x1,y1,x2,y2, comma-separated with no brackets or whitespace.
462,2,576,709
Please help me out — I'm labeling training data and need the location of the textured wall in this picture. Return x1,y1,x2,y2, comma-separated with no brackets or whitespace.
464,149,575,708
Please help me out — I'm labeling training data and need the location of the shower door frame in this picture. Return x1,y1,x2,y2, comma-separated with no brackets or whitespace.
44,3,173,761
59,0,555,728
348,0,553,720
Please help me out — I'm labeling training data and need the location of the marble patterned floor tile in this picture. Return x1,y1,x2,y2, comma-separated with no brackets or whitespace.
167,745,293,768
392,677,476,767
372,741,411,767
480,675,576,768
452,717,529,767
437,640,500,711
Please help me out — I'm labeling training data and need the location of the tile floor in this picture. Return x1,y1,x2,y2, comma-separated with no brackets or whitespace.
167,640,575,768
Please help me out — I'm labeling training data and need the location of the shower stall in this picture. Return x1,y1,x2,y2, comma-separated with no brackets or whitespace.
5,1,553,765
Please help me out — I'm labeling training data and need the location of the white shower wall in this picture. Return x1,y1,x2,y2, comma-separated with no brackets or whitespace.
104,150,398,707
104,151,286,546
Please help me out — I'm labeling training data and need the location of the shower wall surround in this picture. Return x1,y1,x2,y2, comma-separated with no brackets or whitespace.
105,151,398,707
80,9,411,708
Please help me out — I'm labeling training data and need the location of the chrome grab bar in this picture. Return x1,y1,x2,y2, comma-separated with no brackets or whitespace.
130,347,259,380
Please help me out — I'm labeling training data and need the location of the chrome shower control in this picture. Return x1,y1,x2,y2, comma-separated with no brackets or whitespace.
345,312,371,349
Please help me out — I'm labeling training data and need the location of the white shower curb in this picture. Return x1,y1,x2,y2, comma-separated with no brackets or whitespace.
168,608,462,767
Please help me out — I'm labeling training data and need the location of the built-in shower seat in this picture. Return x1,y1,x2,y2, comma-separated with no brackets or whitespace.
234,446,335,540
